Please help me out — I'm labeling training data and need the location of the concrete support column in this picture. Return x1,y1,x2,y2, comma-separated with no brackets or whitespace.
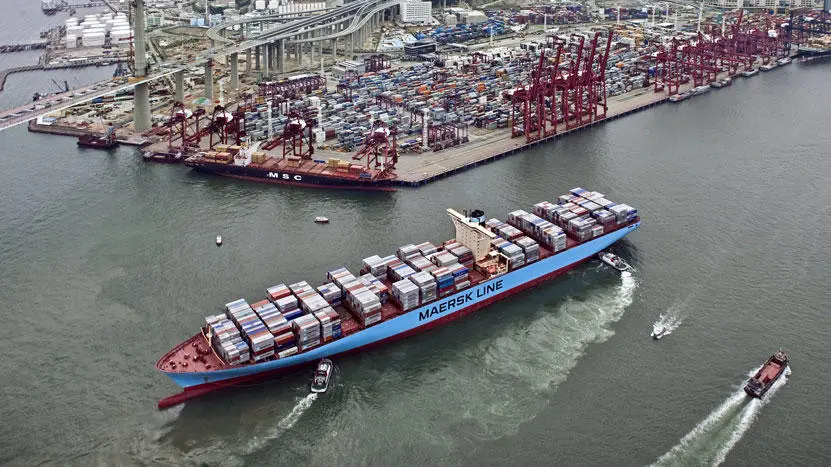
263,44,270,78
310,38,315,63
350,33,355,57
229,53,239,90
132,0,150,132
255,45,261,70
245,48,251,73
332,38,337,60
204,62,214,100
278,39,285,74
174,70,184,102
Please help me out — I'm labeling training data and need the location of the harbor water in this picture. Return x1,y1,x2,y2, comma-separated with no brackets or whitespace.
1,6,830,466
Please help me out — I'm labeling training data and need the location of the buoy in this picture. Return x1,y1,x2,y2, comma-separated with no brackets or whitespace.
216,235,223,246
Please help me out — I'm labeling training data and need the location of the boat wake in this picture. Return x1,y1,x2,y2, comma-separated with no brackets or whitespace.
652,367,790,466
244,393,318,454
652,308,684,339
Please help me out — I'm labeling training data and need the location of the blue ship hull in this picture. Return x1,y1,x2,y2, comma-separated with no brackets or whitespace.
159,221,640,401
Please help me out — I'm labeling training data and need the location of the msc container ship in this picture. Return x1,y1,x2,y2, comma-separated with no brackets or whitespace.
156,187,640,408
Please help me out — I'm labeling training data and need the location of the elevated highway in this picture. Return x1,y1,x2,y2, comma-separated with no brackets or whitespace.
0,0,399,132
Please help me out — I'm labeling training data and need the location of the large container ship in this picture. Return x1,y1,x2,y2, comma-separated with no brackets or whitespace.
156,187,640,408
184,151,397,191
183,116,399,191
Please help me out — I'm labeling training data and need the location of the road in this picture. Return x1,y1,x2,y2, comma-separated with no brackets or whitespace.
0,0,393,132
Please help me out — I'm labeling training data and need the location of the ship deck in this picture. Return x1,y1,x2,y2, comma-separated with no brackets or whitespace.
158,220,632,375
757,361,783,383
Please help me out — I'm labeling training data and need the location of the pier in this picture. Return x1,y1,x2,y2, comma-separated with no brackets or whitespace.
0,41,48,53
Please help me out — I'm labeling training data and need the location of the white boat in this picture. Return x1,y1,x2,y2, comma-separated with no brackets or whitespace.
314,216,329,224
598,252,630,271
216,235,222,246
310,358,333,393
777,57,792,66
651,325,667,340
741,68,759,77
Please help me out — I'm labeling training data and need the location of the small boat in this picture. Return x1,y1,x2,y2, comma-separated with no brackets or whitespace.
651,324,667,340
691,85,711,95
143,151,184,164
760,63,777,72
598,252,630,271
776,57,792,66
669,91,691,103
216,235,222,246
741,68,759,77
744,350,789,398
310,358,333,393
314,216,329,224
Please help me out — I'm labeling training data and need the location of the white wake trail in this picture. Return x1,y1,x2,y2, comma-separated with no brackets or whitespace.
244,393,318,454
652,367,790,467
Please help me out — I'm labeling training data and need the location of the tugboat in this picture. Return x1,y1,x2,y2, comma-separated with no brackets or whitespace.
310,358,333,393
776,57,792,66
598,252,630,272
741,68,759,77
669,91,690,103
314,216,330,224
77,124,118,149
651,324,667,340
760,62,778,72
744,350,789,398
143,150,185,164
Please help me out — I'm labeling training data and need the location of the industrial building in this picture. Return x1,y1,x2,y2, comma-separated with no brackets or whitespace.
403,39,437,58
400,1,432,25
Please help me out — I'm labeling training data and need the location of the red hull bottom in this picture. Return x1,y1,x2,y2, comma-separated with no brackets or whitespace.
205,172,398,192
158,257,591,409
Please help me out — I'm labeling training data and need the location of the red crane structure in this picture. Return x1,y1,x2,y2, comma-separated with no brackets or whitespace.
506,29,614,144
364,54,391,73
260,111,315,159
167,101,207,153
258,75,326,100
208,105,245,149
428,122,468,151
352,120,398,176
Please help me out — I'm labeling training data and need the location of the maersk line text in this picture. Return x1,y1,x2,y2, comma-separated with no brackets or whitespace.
417,280,504,321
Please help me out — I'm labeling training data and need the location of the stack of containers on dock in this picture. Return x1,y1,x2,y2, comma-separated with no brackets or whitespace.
344,280,383,326
515,237,540,263
409,271,437,303
291,314,321,351
313,307,342,343
447,263,470,290
392,279,420,311
317,283,343,307
359,273,389,303
431,267,456,297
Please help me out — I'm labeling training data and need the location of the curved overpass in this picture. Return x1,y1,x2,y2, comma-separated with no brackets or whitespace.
0,0,399,132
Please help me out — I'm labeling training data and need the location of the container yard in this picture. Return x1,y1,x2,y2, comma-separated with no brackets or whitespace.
156,186,641,406
13,2,828,188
